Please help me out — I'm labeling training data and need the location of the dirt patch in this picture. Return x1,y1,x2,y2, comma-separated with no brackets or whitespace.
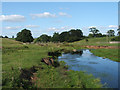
83,45,120,49
19,66,37,89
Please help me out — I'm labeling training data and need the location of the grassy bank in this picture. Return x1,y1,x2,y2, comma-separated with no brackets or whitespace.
71,37,119,62
90,49,119,62
71,37,118,46
2,38,102,88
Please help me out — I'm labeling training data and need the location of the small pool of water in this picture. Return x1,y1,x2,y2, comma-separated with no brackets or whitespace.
58,49,119,88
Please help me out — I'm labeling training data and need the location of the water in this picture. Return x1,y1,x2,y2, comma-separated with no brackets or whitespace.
58,49,119,88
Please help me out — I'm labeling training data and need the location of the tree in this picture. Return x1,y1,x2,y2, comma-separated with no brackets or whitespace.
68,29,83,42
96,33,102,37
89,27,99,37
107,30,115,36
88,34,94,37
59,31,69,42
35,34,51,43
51,32,60,42
16,29,34,43
4,36,8,38
12,35,14,38
59,29,83,42
0,36,3,38
117,25,120,36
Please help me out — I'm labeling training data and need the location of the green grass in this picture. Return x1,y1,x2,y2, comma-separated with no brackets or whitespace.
90,49,119,62
71,37,118,46
34,62,102,88
2,36,119,88
70,37,119,62
2,38,103,88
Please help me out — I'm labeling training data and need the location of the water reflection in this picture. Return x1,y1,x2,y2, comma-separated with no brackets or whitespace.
58,49,119,88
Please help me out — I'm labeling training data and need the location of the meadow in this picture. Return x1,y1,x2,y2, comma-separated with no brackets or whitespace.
71,37,119,62
2,36,119,88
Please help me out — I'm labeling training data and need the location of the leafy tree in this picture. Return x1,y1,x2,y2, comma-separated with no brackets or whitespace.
12,36,14,38
96,33,102,37
88,34,94,38
4,36,8,38
107,30,115,36
68,29,83,42
35,34,51,43
117,25,120,36
102,34,107,37
59,29,83,42
16,29,34,43
51,32,60,42
89,27,99,37
59,31,69,42
0,36,3,38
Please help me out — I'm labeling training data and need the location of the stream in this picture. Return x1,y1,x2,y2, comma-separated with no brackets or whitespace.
58,49,119,88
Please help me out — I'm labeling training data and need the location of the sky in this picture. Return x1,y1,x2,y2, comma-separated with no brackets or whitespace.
1,2,118,38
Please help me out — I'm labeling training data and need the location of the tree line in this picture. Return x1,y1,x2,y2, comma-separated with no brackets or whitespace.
1,26,120,43
34,29,84,43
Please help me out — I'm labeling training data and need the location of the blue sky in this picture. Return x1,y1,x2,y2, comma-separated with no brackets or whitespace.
1,2,118,37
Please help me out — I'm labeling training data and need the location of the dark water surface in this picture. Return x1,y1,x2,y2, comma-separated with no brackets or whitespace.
58,49,119,88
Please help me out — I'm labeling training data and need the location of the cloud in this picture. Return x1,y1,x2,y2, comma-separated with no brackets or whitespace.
48,27,59,32
108,25,118,28
3,25,39,30
81,25,118,36
3,26,22,30
59,12,71,17
48,26,73,32
25,25,39,28
0,15,25,22
88,26,96,28
31,12,56,18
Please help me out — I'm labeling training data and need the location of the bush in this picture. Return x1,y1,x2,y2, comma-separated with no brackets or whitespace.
111,36,120,41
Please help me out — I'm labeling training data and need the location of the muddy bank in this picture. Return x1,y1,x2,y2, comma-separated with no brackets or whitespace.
41,57,60,67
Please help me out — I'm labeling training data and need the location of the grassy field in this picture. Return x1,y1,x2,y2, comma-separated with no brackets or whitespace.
90,49,119,62
2,36,119,88
70,37,119,62
71,37,118,46
2,38,103,88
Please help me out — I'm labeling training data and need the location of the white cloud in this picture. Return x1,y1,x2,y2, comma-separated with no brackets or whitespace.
25,25,39,28
3,26,22,30
48,27,59,32
3,25,39,30
59,12,71,17
88,26,96,28
31,12,56,18
48,26,73,32
0,15,25,22
108,25,118,28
